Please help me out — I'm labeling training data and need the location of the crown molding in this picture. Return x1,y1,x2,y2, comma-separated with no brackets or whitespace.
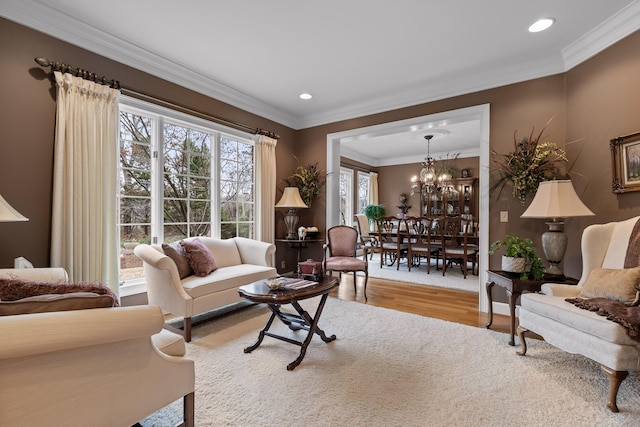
562,1,640,70
0,0,300,128
3,1,640,130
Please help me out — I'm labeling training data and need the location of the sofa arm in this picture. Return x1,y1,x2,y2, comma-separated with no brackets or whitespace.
541,283,581,297
0,268,68,283
0,305,164,360
234,237,276,267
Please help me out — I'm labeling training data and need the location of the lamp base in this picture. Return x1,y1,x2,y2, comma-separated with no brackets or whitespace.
541,221,567,278
283,208,299,240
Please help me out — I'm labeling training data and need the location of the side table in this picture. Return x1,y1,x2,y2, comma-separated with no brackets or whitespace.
275,238,322,263
485,270,578,346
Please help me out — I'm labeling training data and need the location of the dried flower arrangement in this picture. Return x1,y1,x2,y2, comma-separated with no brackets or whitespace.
491,125,567,203
286,162,326,208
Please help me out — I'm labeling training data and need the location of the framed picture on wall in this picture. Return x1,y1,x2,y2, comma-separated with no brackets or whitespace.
611,130,640,193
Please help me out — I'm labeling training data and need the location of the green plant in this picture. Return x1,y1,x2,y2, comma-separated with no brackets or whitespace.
489,233,543,280
363,204,386,222
286,162,326,208
491,123,567,204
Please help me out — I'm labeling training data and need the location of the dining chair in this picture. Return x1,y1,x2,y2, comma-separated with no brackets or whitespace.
376,216,409,270
406,216,440,273
440,216,477,278
354,213,378,260
323,225,369,300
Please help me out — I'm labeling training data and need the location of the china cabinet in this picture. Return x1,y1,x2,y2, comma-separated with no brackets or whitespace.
420,177,477,219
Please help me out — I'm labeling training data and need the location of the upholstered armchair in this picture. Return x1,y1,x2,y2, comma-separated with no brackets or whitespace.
323,225,369,300
0,268,195,426
517,216,640,412
354,213,378,260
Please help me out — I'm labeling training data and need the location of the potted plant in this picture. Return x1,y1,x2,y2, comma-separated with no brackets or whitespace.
397,192,411,218
363,204,386,229
489,233,543,280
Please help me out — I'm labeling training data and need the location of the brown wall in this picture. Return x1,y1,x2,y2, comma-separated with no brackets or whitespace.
0,17,297,268
377,157,480,219
2,15,640,282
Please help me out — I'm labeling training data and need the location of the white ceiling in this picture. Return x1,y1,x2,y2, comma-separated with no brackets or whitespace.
2,0,640,165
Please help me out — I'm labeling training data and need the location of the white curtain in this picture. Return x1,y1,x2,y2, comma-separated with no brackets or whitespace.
369,172,379,205
255,135,278,245
50,71,120,292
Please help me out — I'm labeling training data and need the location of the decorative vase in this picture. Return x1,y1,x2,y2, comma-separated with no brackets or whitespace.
501,255,526,273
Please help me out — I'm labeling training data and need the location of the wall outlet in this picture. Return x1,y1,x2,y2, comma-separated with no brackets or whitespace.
281,260,286,270
500,211,509,222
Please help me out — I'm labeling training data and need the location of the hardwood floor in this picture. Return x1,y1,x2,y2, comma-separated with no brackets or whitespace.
329,274,511,335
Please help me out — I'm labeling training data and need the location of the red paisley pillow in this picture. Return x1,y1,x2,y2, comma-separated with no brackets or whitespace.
180,238,218,276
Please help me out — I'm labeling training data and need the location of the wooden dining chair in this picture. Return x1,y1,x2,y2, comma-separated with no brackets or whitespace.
354,213,378,260
440,216,477,278
376,216,408,270
406,216,440,273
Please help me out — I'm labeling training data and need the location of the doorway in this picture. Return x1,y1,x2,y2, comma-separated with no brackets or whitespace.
326,104,491,312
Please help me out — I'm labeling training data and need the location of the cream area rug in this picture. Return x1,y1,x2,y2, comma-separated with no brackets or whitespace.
367,253,479,293
142,298,640,426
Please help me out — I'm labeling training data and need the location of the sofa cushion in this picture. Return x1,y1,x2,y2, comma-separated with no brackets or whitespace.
152,328,186,357
162,242,193,279
521,293,638,346
579,267,640,303
181,238,218,276
198,237,242,268
0,292,115,316
181,264,275,299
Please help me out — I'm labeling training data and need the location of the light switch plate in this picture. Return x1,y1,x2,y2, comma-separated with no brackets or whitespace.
500,211,508,222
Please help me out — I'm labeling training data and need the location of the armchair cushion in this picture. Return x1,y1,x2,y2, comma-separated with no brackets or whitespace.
162,242,193,279
579,267,640,303
181,237,218,276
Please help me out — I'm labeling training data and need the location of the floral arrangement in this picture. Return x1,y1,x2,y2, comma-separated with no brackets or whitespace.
397,192,411,215
491,125,567,203
287,162,326,208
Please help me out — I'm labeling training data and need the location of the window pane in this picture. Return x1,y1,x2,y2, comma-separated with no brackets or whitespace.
164,224,187,243
221,222,236,239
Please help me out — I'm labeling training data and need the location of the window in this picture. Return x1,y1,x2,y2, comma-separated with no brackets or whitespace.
357,171,370,213
339,167,354,225
118,98,255,287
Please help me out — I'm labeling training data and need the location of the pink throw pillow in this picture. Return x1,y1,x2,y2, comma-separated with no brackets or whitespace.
180,238,218,276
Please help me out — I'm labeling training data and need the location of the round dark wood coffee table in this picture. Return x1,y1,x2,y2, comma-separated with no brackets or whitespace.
238,276,339,370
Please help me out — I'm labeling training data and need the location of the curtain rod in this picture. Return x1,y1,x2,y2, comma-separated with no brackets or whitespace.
34,57,280,140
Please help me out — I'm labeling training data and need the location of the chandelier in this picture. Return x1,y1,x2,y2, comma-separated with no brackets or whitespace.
419,135,437,193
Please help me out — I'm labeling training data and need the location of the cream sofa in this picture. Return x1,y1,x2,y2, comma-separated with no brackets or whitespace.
518,216,640,412
135,236,276,341
0,269,194,427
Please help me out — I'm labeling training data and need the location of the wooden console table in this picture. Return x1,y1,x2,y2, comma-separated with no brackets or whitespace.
485,270,578,346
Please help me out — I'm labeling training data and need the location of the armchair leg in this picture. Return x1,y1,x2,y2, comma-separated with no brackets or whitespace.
601,366,628,412
516,326,528,356
164,317,192,343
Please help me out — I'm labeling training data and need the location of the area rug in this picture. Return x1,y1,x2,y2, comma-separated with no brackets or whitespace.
367,253,479,293
142,298,640,426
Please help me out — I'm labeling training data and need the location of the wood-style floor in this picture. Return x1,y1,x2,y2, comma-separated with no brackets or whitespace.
329,274,511,335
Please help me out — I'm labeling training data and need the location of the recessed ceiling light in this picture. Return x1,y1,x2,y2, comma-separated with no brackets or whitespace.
299,93,313,100
528,17,555,33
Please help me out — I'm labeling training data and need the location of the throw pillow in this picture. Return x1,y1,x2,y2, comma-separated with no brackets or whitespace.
162,242,194,279
181,238,218,277
579,267,640,303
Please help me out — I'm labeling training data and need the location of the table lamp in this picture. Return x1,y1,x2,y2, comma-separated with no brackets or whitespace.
0,194,28,222
521,180,594,277
275,187,307,239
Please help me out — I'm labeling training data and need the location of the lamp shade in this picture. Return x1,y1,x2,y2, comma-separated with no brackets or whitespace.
275,187,308,209
521,180,594,219
0,194,28,222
